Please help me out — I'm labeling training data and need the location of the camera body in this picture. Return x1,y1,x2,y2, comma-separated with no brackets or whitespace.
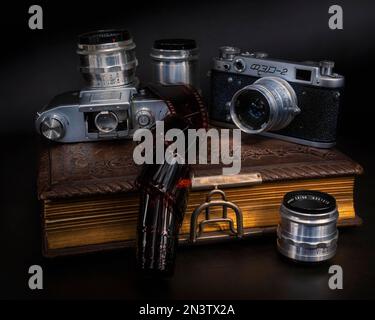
35,85,169,143
210,47,344,148
35,29,170,143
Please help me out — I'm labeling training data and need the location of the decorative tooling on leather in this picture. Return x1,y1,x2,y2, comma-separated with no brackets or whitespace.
38,133,362,200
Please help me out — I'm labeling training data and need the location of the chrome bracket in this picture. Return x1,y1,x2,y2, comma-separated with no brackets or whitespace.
190,188,243,243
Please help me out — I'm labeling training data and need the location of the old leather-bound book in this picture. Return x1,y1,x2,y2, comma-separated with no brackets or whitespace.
37,134,363,257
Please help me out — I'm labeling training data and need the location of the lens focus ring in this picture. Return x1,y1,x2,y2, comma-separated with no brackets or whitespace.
77,29,138,88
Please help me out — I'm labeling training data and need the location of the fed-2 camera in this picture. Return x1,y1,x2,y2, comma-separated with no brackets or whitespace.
210,46,344,148
35,30,171,143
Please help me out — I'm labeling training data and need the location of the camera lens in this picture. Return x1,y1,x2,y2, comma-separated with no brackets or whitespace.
150,38,199,89
230,77,300,134
234,89,270,131
94,111,119,133
277,190,339,263
77,29,138,88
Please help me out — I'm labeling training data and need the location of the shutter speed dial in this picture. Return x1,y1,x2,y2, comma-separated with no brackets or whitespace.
135,109,153,127
40,116,66,140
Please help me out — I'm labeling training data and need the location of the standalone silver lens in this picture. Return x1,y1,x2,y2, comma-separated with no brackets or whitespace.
230,77,300,134
94,111,119,133
277,190,339,263
150,39,199,89
77,29,138,88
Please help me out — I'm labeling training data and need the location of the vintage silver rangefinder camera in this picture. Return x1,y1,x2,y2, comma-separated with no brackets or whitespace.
35,30,169,143
210,46,345,148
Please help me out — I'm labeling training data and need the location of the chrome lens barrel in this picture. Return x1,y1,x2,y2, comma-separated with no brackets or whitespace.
150,39,199,89
77,29,138,88
230,77,300,134
277,190,339,263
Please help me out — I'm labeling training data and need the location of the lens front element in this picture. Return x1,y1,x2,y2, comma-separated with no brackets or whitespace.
234,89,270,131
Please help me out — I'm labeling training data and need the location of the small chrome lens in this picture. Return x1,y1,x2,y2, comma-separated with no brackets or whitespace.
277,190,339,263
94,111,119,133
150,39,199,89
230,77,300,134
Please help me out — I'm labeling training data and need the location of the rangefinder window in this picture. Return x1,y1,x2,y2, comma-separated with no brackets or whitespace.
85,111,127,133
296,69,312,82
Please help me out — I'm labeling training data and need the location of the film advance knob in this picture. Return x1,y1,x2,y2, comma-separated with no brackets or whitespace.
40,116,65,140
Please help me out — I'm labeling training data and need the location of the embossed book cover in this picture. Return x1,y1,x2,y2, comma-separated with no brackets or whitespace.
37,134,363,257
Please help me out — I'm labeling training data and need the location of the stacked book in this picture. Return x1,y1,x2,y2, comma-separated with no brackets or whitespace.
37,134,362,257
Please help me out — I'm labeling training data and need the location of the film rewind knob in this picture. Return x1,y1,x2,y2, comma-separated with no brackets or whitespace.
319,60,335,76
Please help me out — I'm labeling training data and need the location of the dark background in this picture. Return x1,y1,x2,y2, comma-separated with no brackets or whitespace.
1,0,374,300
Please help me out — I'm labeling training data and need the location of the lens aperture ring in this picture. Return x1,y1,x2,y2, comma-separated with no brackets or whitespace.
79,60,138,73
277,226,338,249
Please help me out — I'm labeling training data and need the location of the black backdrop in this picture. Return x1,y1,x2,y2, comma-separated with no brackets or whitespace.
1,0,375,300
2,0,375,141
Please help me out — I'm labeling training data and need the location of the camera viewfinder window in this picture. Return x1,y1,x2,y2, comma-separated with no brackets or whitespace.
296,69,312,82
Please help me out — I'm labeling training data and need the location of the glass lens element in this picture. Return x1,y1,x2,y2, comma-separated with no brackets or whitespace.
234,89,270,131
94,111,118,133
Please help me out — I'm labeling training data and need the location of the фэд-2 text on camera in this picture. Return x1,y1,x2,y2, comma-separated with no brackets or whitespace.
35,30,170,143
210,46,344,148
